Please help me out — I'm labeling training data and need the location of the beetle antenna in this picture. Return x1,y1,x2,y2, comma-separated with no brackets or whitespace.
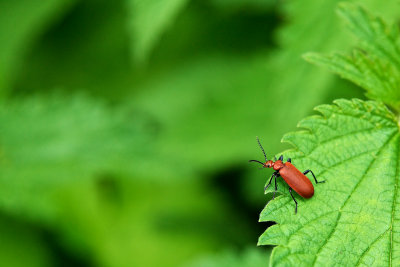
256,136,267,161
249,160,264,165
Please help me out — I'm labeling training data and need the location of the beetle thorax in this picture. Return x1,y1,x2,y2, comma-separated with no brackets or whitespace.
272,160,284,171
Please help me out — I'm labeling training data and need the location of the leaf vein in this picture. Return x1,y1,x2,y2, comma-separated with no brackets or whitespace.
355,227,390,267
286,210,339,243
389,135,399,267
300,125,394,159
311,130,398,266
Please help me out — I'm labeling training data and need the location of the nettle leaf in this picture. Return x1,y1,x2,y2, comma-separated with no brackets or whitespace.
304,3,400,112
259,99,400,266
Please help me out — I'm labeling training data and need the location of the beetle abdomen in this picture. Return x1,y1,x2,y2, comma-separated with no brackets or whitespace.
279,162,314,198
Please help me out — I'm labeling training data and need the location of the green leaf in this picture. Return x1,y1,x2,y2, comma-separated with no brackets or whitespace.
209,0,275,10
186,247,271,267
0,216,53,267
0,0,73,95
56,177,254,267
126,0,189,62
0,94,251,267
0,94,151,221
259,99,400,266
304,3,400,112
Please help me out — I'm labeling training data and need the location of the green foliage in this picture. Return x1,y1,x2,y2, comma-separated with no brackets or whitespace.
0,94,253,267
0,94,148,220
304,3,400,112
131,0,397,180
127,0,189,62
0,216,53,267
259,4,400,266
210,0,275,10
259,99,399,266
15,1,398,183
1,0,400,266
186,247,271,267
0,0,73,95
56,177,251,267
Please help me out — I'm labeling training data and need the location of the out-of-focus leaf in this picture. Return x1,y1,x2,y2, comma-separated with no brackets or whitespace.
0,94,151,221
0,94,252,267
55,177,253,267
185,247,271,267
210,0,275,10
0,216,53,267
126,0,189,62
259,99,400,266
13,1,276,100
13,0,135,100
305,3,400,112
0,0,74,96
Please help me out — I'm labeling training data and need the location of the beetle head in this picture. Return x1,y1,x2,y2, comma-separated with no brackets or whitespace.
264,160,274,168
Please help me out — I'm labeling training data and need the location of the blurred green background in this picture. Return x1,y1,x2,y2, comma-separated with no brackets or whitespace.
0,0,397,266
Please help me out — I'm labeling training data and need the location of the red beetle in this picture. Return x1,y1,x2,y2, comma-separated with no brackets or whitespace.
250,137,324,213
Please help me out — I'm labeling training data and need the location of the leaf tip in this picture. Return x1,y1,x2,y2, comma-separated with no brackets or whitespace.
336,1,359,18
302,52,317,61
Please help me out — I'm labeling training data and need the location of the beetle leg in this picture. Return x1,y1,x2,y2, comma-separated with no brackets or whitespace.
303,169,325,183
272,174,278,199
289,187,298,214
287,158,291,163
279,155,283,161
264,172,276,192
264,171,279,192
